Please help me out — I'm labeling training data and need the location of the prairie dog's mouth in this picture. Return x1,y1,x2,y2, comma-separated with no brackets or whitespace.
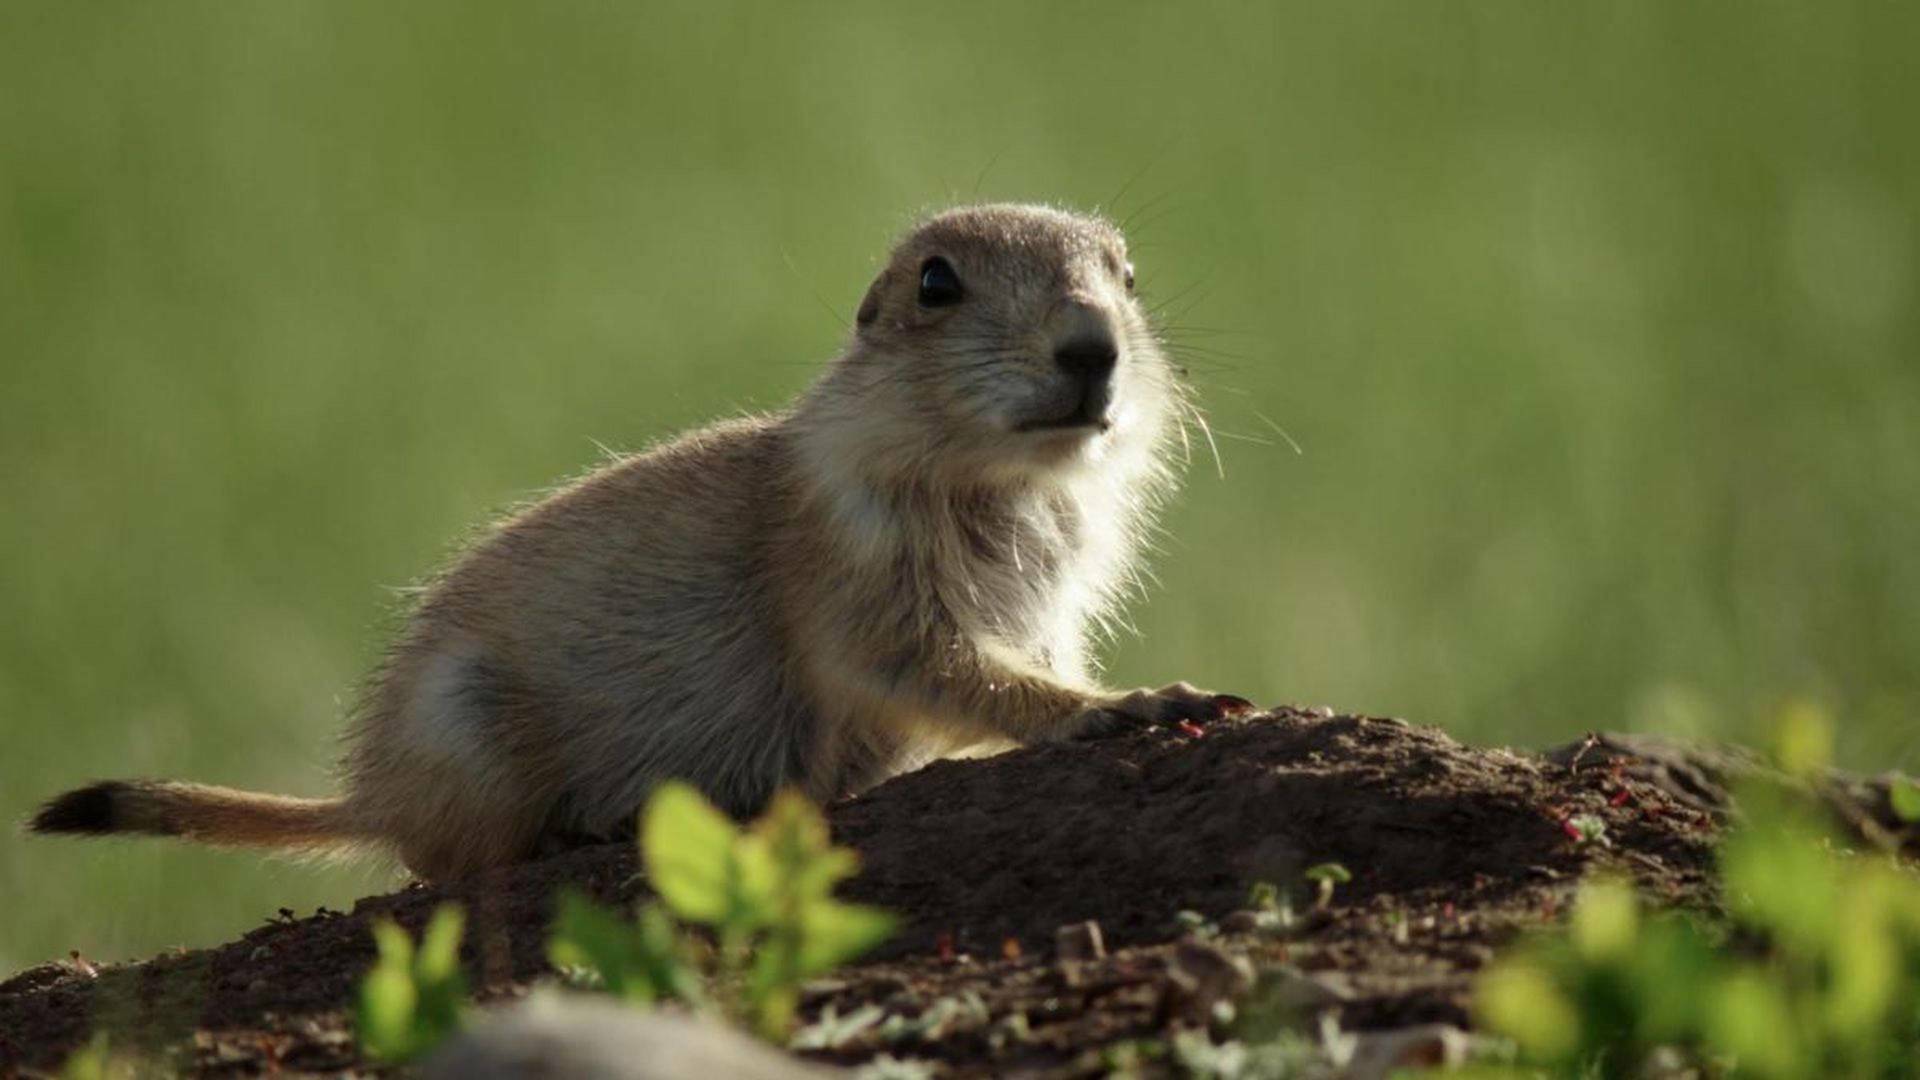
1016,381,1114,434
1017,405,1111,434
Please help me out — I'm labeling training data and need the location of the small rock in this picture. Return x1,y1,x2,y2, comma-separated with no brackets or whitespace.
424,992,837,1079
246,978,270,995
1054,920,1106,963
798,977,848,1002
1255,965,1352,1012
1344,1024,1475,1079
1219,910,1262,934
248,945,273,963
1218,908,1294,936
988,1010,1032,1050
1162,941,1255,1026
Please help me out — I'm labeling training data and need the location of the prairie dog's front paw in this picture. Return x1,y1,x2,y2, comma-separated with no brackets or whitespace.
1071,682,1257,740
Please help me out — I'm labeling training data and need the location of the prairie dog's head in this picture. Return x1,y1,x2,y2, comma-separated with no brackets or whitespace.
817,204,1178,483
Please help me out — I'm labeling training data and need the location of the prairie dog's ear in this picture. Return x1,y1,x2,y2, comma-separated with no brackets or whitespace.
855,271,885,328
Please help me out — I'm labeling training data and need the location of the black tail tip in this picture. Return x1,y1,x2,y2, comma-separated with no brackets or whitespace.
29,782,127,835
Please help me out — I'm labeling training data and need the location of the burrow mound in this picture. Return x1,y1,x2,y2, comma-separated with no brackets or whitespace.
2,710,1910,1076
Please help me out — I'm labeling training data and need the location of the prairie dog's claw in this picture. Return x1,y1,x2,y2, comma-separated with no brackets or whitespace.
1071,682,1258,739
1210,693,1257,715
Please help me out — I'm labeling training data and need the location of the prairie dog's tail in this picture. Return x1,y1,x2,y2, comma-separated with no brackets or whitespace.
28,779,356,854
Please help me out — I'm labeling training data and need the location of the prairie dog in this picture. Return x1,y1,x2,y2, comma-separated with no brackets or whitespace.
30,204,1252,879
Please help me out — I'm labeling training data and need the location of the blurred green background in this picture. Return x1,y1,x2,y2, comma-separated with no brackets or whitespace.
2,2,1915,971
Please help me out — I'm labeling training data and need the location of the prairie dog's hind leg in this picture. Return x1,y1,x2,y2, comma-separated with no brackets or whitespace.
347,640,559,879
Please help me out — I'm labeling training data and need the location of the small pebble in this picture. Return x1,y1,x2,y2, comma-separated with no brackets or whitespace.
1163,940,1256,1026
1054,920,1106,963
1219,909,1262,934
1345,1023,1476,1079
1257,964,1351,1011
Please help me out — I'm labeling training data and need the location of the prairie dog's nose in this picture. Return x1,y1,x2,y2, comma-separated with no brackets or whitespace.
1054,336,1118,380
1050,297,1120,380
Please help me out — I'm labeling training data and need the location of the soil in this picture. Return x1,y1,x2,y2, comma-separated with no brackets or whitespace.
2,708,1913,1077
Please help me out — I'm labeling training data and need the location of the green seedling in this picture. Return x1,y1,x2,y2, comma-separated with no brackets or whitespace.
1175,908,1220,938
1303,863,1351,910
1385,909,1411,946
547,890,706,1007
1890,778,1920,824
1565,813,1609,846
1771,699,1834,778
549,782,894,1041
1240,881,1297,935
57,1035,113,1080
1472,757,1920,1078
355,904,467,1063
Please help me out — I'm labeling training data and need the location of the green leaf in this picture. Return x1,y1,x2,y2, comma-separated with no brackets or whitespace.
372,918,415,970
559,784,892,1043
1890,777,1920,823
635,902,707,1007
1622,915,1719,1044
1465,754,1920,1076
748,981,801,1041
642,781,743,923
1475,959,1579,1061
356,907,467,1062
795,901,896,976
755,790,857,901
58,1035,111,1080
549,891,706,1009
549,890,657,1004
1721,790,1838,954
1303,862,1352,884
1771,700,1833,777
414,905,466,985
1566,813,1608,844
356,960,420,1061
1823,862,1902,1038
1570,878,1639,962
728,829,778,930
1707,967,1804,1077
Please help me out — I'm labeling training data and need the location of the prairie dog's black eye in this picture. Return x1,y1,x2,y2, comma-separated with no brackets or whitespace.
917,257,963,307
1123,261,1136,292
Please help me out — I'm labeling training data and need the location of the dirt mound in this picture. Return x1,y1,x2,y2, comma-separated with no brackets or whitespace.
836,712,1715,959
2,709,1908,1076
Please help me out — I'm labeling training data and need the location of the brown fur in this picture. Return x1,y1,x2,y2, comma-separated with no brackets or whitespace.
29,204,1246,880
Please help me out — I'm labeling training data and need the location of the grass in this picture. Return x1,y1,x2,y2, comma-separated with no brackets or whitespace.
3,2,1916,971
